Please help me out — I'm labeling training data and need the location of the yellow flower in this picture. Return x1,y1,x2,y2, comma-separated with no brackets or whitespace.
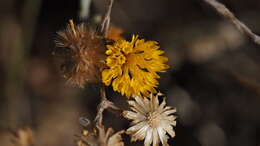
102,35,169,97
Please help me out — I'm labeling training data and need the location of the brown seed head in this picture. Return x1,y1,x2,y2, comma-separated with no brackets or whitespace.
54,20,106,87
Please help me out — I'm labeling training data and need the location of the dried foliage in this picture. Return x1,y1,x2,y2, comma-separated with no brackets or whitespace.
76,125,124,146
11,128,34,146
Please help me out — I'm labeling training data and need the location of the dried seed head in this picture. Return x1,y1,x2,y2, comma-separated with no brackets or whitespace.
76,125,124,146
54,20,106,87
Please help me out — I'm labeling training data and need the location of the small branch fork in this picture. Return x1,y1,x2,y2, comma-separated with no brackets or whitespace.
94,86,121,126
100,0,114,37
203,0,260,45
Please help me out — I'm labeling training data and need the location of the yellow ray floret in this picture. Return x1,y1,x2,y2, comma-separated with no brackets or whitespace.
102,35,169,97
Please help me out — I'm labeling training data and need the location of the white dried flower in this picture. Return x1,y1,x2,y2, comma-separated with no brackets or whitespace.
123,93,177,146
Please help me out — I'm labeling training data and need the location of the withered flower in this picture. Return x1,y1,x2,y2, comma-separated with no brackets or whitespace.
77,125,124,146
11,128,34,146
55,20,105,87
123,93,176,146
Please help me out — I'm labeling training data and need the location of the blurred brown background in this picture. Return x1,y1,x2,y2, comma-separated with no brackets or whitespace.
0,0,260,146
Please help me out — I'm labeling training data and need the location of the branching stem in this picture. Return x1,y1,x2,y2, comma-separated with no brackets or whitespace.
94,0,120,126
94,86,121,126
100,0,114,36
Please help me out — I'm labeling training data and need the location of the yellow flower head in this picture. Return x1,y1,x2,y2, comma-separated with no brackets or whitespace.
102,35,169,97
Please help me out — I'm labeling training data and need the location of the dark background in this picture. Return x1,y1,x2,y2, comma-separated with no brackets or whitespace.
0,0,260,145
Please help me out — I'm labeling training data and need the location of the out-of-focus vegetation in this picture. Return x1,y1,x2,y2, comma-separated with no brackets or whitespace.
1,0,260,146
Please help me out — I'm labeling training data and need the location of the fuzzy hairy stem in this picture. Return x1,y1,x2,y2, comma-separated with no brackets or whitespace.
100,0,114,36
203,0,260,45
94,86,121,126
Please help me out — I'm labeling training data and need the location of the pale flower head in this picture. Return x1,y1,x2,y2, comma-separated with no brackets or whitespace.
123,93,177,146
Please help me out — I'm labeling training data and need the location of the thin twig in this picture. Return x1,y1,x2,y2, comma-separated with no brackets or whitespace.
203,0,260,45
100,0,114,36
94,0,119,126
94,86,121,126
228,70,260,97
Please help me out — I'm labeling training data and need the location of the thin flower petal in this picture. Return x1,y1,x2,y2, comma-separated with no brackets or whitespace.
144,128,153,146
152,128,159,146
126,121,148,134
130,124,149,141
157,126,169,146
